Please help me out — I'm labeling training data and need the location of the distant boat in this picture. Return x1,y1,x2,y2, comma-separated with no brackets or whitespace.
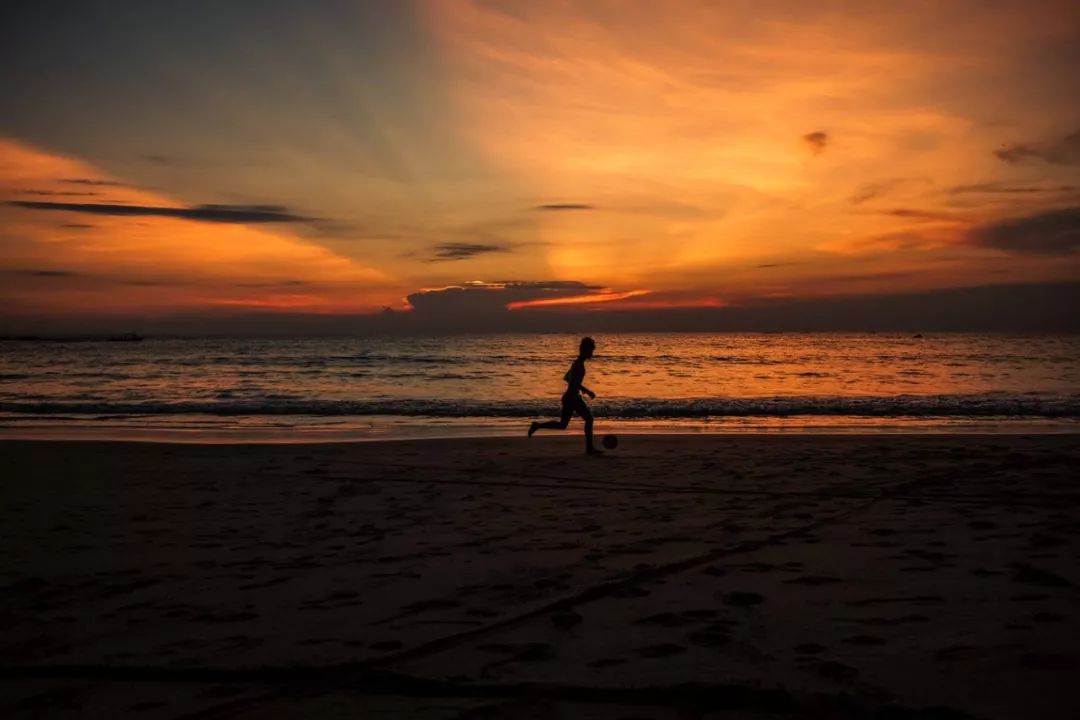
107,332,144,342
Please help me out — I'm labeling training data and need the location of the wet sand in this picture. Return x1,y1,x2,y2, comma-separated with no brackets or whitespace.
1,435,1078,719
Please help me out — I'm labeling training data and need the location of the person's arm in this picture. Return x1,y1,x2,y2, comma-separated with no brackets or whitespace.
580,383,596,399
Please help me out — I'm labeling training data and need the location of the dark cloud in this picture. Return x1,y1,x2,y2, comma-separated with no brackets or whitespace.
850,182,891,204
406,280,604,316
949,182,1076,195
117,278,196,287
17,269,79,277
2,268,201,286
803,131,828,155
59,223,94,229
7,201,311,223
16,189,98,197
968,206,1080,255
60,178,128,187
884,208,959,222
995,129,1080,166
534,203,594,211
427,242,512,262
231,280,310,288
848,178,925,205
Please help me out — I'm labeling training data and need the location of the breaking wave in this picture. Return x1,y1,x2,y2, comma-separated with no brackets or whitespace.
3,394,1078,418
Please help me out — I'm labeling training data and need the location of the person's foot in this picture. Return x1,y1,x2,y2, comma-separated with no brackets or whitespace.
586,446,604,455
528,421,538,438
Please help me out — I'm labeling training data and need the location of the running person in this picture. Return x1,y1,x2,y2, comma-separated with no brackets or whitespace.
528,336,602,454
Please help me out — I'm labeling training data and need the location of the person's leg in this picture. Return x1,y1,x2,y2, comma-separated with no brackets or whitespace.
530,398,574,435
578,399,601,454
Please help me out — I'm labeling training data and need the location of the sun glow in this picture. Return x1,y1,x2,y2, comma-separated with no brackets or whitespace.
0,139,394,315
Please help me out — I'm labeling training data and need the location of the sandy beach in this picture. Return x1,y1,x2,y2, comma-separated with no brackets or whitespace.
2,434,1078,719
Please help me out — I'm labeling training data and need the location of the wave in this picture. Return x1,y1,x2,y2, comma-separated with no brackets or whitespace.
2,394,1079,418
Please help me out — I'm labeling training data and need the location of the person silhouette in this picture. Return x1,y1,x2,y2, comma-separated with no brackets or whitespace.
529,336,602,454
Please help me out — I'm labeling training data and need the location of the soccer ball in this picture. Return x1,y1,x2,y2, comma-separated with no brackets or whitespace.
602,434,619,450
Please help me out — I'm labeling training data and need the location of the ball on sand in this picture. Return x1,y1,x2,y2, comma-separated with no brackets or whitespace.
602,434,619,450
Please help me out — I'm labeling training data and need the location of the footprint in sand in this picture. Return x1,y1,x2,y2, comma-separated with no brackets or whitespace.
635,643,686,658
794,643,826,654
478,643,555,664
551,611,582,630
687,627,731,648
1019,653,1078,670
634,612,687,627
723,591,764,607
1028,534,1066,549
843,634,886,646
813,660,859,683
1011,565,1072,588
936,644,980,661
785,575,842,586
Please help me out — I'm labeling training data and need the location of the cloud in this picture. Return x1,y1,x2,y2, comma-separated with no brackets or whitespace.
427,242,512,262
803,131,828,155
16,189,99,197
534,203,595,211
968,206,1080,255
231,279,310,288
7,201,312,223
995,129,1080,166
11,269,79,277
850,182,891,205
60,178,128,187
883,208,959,222
406,280,608,316
949,182,1076,195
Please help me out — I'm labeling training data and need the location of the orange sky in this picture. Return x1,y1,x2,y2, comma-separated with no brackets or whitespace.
1,0,1077,328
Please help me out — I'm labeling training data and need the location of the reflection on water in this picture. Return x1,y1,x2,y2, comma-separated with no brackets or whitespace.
2,333,1078,439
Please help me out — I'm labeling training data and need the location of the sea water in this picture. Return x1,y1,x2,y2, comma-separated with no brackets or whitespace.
1,333,1077,441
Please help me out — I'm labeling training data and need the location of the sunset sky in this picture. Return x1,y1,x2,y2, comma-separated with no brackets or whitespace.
1,0,1078,333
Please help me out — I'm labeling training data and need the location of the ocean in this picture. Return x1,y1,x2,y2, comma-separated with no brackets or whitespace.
1,333,1078,441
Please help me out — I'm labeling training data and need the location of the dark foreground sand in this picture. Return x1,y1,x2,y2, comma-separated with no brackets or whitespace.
1,434,1078,719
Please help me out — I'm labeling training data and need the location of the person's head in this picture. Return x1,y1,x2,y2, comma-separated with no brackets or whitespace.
579,336,596,359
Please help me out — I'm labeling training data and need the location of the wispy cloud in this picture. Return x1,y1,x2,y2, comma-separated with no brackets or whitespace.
968,206,1080,255
426,242,512,262
60,178,128,187
949,182,1076,195
8,269,80,278
16,189,99,197
8,201,312,223
534,203,595,211
995,129,1080,166
882,208,961,222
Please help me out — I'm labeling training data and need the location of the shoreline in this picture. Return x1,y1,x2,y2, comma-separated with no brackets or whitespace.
2,416,1078,444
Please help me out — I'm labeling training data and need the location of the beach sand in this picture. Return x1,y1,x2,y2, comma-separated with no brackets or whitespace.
1,434,1078,719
